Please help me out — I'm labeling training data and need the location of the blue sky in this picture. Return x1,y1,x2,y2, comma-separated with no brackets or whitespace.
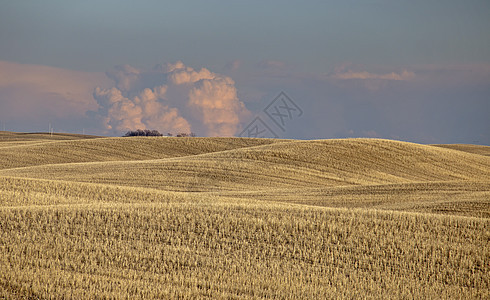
0,1,489,143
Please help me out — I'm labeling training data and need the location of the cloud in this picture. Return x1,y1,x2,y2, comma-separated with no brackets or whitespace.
2,59,487,144
409,63,490,87
188,78,248,136
324,66,416,91
229,61,490,144
0,61,109,122
257,60,286,69
94,86,190,134
224,60,242,72
105,64,141,92
167,62,214,85
332,70,415,81
94,61,250,136
362,130,380,138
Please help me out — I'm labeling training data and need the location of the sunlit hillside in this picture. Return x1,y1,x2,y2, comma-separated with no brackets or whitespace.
432,143,490,156
0,132,488,298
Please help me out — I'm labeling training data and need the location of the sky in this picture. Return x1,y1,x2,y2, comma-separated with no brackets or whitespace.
0,0,489,144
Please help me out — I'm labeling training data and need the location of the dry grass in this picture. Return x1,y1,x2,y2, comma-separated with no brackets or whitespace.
432,144,490,156
1,201,488,299
2,138,488,194
0,131,101,140
0,132,489,298
0,131,101,147
0,136,283,169
217,181,490,218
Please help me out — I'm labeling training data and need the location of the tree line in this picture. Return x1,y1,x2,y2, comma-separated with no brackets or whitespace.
123,129,196,137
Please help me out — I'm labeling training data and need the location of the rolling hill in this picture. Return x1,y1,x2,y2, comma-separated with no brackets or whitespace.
0,132,488,298
432,143,490,156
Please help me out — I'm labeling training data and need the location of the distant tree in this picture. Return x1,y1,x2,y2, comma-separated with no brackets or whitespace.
175,132,196,137
123,129,163,137
123,130,196,137
149,130,162,136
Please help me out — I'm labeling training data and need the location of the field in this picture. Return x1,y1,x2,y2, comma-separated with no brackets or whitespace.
0,131,489,298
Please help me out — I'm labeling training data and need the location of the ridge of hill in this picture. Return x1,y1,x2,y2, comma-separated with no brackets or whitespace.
2,139,488,192
0,136,285,169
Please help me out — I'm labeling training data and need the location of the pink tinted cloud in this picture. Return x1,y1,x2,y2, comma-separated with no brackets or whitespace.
0,61,109,121
332,70,415,81
327,63,490,88
257,60,286,69
94,61,250,136
409,63,490,87
225,60,242,72
94,86,191,133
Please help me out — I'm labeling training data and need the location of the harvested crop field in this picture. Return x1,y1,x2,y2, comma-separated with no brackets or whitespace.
0,132,489,298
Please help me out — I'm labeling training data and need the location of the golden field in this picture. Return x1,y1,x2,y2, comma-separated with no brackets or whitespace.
0,131,489,298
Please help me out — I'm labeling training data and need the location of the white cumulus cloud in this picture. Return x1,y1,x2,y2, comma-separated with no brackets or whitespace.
94,61,250,136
